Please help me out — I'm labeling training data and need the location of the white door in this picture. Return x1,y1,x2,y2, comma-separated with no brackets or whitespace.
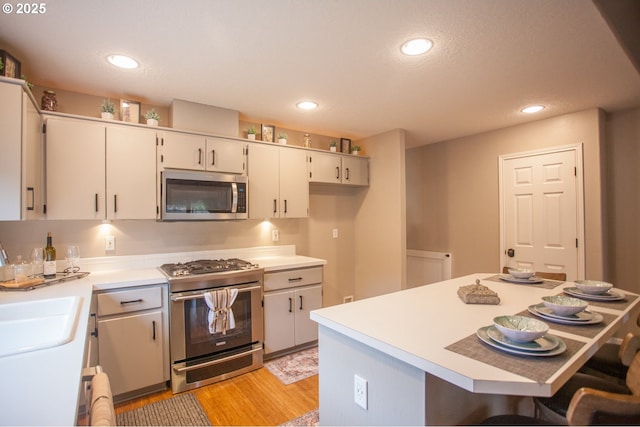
263,289,295,354
98,310,164,396
45,118,106,220
205,137,246,174
106,126,157,219
248,143,280,219
279,148,309,218
160,131,206,171
294,285,322,345
500,146,584,281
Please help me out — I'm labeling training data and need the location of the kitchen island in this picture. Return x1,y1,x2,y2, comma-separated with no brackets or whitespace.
310,273,640,425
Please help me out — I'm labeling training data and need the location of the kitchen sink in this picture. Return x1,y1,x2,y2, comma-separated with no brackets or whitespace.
0,296,82,358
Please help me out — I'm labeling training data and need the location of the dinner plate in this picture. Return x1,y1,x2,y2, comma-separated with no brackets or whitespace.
563,287,626,301
499,274,544,284
477,326,566,357
528,304,604,325
486,325,559,352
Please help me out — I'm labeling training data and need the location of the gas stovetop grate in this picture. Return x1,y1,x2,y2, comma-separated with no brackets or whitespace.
160,258,259,277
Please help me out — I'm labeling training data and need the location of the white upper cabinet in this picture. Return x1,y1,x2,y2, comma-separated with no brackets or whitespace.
308,151,369,186
342,155,369,186
159,131,245,174
247,143,309,219
45,117,106,220
45,117,157,220
0,81,44,220
308,151,342,184
106,126,157,220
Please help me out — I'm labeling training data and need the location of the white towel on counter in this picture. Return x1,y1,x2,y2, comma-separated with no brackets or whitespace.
204,288,238,335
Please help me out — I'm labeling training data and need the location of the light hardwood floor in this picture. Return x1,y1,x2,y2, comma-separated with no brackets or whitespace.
114,367,319,426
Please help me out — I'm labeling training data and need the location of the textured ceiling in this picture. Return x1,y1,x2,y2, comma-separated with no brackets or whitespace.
0,0,638,147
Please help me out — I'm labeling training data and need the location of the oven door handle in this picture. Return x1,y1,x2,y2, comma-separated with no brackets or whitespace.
170,284,262,302
172,346,262,373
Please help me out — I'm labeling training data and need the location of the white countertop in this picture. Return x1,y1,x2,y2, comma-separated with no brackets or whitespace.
311,273,640,397
0,278,93,426
0,245,325,425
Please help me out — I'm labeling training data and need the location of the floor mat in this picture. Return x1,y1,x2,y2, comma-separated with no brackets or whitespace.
264,346,318,385
116,392,211,426
280,409,319,426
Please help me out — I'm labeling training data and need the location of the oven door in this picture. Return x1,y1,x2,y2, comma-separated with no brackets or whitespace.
169,281,263,392
170,282,263,363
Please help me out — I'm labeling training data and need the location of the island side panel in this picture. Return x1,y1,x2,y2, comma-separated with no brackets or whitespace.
318,325,427,426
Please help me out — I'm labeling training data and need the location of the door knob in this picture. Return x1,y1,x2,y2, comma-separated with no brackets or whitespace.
507,248,515,257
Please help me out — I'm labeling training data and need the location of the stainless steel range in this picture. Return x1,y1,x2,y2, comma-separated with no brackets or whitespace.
161,258,264,393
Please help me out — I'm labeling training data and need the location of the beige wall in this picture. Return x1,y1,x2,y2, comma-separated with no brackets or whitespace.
354,129,406,299
406,109,609,285
605,107,640,292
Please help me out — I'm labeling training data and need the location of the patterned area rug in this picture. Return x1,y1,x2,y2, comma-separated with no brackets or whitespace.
116,393,211,426
264,346,318,385
281,409,319,426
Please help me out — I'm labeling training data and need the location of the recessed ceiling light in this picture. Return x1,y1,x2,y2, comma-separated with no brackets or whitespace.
400,38,433,56
521,105,545,114
106,54,139,69
297,101,318,110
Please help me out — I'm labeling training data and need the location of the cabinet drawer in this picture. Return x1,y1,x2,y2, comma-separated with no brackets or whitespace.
98,286,163,316
264,266,323,291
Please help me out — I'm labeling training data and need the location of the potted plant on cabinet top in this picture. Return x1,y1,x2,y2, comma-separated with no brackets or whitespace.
100,99,115,120
329,140,338,152
352,145,361,155
247,126,257,140
277,133,288,145
145,109,160,126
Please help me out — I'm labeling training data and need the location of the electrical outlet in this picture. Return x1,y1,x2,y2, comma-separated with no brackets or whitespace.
332,228,339,239
271,229,279,242
105,236,115,251
354,374,368,409
343,295,354,303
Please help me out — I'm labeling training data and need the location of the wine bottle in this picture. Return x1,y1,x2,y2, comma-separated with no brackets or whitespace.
43,232,57,279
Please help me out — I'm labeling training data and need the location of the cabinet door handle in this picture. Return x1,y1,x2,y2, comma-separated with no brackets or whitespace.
346,167,350,180
284,199,288,214
198,148,203,165
152,320,156,341
299,295,303,310
27,187,35,211
288,297,292,313
113,194,117,213
120,298,143,305
273,199,277,214
211,149,215,166
95,193,99,212
336,166,340,180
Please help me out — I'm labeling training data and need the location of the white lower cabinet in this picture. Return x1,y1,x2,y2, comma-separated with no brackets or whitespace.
263,266,323,355
96,285,168,398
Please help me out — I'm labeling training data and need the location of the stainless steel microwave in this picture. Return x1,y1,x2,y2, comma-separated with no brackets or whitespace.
160,169,248,221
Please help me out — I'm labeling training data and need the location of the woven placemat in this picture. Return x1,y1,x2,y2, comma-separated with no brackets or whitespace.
446,332,584,384
517,307,617,339
484,274,564,290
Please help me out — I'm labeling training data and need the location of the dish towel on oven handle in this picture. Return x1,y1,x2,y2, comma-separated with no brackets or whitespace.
204,288,239,335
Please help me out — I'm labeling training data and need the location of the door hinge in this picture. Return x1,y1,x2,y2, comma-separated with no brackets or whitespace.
574,167,577,176
576,238,578,248
42,123,46,134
